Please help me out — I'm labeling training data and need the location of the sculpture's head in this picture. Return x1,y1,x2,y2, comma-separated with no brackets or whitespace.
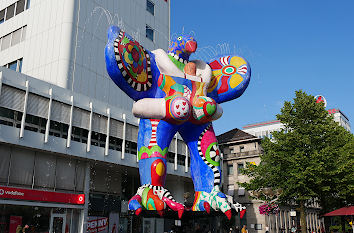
168,35,197,64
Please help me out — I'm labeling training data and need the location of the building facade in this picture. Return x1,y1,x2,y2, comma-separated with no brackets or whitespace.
243,109,351,138
0,0,196,232
218,128,322,233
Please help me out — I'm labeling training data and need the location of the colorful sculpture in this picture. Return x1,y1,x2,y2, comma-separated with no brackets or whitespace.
105,26,250,219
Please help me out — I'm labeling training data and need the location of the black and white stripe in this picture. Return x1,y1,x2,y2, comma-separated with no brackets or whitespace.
197,124,221,186
113,31,153,92
139,184,176,202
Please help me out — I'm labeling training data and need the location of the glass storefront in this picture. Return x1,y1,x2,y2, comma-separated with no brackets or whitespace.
0,205,81,233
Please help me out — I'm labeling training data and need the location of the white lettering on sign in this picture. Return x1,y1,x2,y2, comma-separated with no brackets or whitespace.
87,217,108,233
2,190,25,196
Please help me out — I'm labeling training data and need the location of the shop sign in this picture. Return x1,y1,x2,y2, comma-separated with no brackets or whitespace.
0,186,85,205
315,95,327,108
87,217,108,233
9,216,22,233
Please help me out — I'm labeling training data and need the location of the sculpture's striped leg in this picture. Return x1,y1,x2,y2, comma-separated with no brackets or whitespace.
128,119,184,218
179,122,238,219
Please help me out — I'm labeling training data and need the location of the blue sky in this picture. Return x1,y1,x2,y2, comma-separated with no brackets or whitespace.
171,0,354,135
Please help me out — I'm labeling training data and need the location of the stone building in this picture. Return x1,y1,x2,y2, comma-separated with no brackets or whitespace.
218,128,323,233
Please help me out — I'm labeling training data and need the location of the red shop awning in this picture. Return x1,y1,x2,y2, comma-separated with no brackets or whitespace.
324,206,354,216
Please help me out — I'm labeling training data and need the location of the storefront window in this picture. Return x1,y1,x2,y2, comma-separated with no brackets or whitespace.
0,205,80,233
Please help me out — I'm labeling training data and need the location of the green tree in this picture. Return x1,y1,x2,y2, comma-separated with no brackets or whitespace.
239,90,354,233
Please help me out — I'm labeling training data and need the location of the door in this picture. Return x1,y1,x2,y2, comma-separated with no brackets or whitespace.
49,213,66,233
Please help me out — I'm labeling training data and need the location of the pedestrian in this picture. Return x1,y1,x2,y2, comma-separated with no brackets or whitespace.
235,226,240,233
22,224,29,233
291,225,297,233
15,225,22,233
241,225,248,233
265,226,269,233
195,224,203,233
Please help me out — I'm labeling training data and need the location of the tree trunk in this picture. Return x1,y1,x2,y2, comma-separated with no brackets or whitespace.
299,201,307,233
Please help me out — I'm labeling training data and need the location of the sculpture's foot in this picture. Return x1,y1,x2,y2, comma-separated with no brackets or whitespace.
192,186,246,220
128,184,185,219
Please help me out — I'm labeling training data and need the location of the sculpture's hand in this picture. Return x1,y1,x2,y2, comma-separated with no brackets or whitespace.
128,184,185,218
207,55,251,104
105,26,156,101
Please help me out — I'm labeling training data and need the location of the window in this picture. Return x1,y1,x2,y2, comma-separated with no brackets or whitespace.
240,145,244,152
21,25,27,41
109,137,122,151
6,4,15,20
238,187,245,196
18,58,23,72
16,0,25,15
8,61,18,71
11,28,22,46
0,26,27,51
227,185,234,196
146,25,154,41
91,131,106,148
167,152,174,163
227,164,234,176
237,163,244,174
0,10,5,24
0,0,30,24
255,224,262,230
26,0,31,9
146,0,154,15
1,34,11,51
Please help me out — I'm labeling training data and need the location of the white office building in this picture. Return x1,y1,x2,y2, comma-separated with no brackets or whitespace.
243,108,351,139
0,0,194,232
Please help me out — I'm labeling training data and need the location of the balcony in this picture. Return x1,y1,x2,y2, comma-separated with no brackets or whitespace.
224,149,263,159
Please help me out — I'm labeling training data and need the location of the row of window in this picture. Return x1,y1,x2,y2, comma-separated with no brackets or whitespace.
0,143,86,192
2,58,23,72
227,163,244,176
0,106,188,165
0,106,138,155
146,0,155,41
0,25,27,51
0,0,30,24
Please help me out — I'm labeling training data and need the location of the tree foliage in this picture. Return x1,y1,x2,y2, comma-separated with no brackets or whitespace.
239,90,354,230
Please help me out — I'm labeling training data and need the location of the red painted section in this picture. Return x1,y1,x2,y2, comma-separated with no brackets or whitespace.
218,75,230,94
209,60,223,70
9,216,22,233
150,159,166,186
0,186,85,205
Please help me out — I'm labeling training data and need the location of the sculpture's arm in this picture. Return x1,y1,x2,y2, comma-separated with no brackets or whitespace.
206,55,251,104
105,26,158,101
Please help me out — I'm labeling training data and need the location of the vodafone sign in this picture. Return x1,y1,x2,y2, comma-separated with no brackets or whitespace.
0,186,85,205
315,95,327,108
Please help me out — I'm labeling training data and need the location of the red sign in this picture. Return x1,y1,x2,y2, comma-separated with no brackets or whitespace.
0,186,85,205
87,217,108,233
9,216,22,233
328,109,338,114
314,95,327,108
